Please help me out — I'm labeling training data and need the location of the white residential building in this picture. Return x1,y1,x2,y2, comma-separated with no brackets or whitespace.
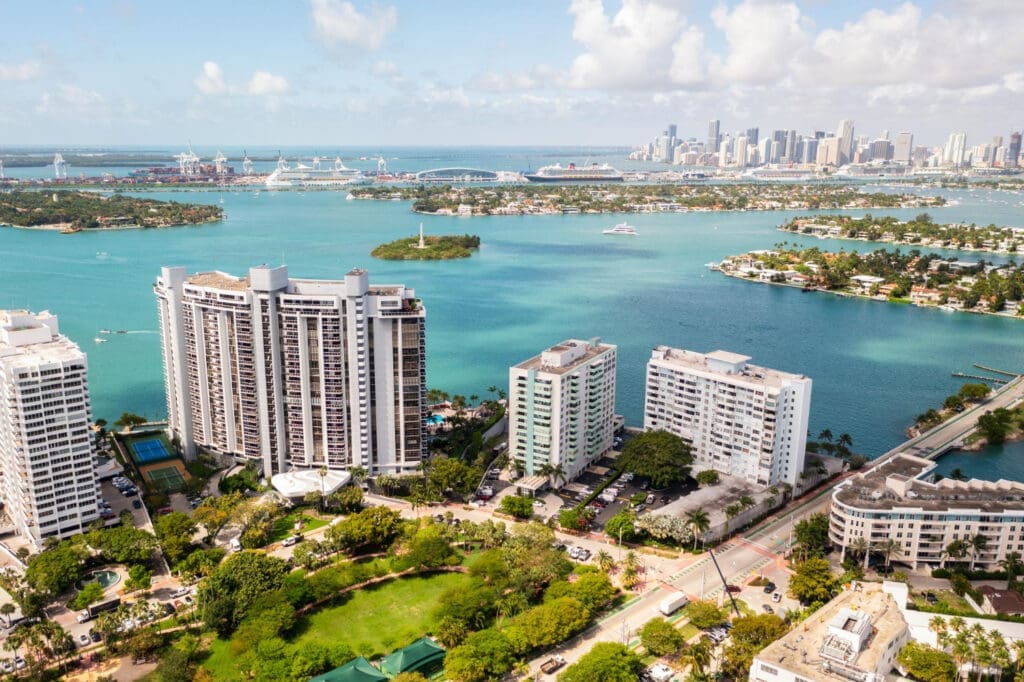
643,347,811,488
830,453,1024,571
155,265,426,477
509,339,617,488
0,310,100,549
750,582,910,682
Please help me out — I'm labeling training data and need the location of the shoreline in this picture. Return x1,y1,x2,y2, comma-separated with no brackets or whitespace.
0,218,221,233
777,226,1024,257
714,267,1024,322
409,201,946,217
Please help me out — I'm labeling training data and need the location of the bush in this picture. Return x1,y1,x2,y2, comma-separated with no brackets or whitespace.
498,495,534,519
695,470,720,486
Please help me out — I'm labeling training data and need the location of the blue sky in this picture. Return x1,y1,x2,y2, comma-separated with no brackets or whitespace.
1,0,1020,146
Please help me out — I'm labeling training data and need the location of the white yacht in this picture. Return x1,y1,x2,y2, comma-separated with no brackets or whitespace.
603,222,638,236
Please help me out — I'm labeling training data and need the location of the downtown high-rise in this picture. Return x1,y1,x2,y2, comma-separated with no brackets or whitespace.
155,265,426,476
0,310,100,549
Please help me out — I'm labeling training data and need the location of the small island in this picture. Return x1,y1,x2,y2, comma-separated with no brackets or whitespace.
0,190,223,232
781,213,1023,255
371,232,480,260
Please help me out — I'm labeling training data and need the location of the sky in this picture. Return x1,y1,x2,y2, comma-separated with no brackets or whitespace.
1,0,1022,147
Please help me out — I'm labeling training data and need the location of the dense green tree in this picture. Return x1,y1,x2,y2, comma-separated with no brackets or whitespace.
326,506,404,554
638,617,685,656
897,641,957,682
124,564,152,593
789,557,840,604
25,546,83,596
958,383,992,402
504,597,590,655
68,581,105,610
326,486,364,513
686,600,727,629
498,495,535,519
978,408,1015,444
615,430,693,489
695,470,720,486
199,551,288,633
426,455,481,498
86,525,158,564
557,506,595,532
793,512,832,557
405,525,458,568
154,512,197,564
544,572,615,612
557,642,643,682
720,614,789,680
603,508,637,542
444,629,515,682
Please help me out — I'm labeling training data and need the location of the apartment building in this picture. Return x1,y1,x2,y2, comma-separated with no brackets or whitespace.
0,310,100,549
830,453,1024,571
508,339,617,488
643,347,811,488
155,265,426,476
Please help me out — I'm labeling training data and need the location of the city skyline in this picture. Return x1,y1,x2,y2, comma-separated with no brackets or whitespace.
1,1,1022,146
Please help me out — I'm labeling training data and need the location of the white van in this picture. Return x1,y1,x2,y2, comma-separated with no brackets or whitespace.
229,538,242,551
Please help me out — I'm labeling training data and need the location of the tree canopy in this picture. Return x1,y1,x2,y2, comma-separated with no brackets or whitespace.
615,430,693,489
639,617,685,656
720,614,790,680
557,642,643,682
788,557,840,605
897,641,957,682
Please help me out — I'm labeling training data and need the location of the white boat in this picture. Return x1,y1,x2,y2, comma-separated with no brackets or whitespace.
603,222,638,235
94,337,107,344
705,262,721,270
526,162,624,183
266,155,369,189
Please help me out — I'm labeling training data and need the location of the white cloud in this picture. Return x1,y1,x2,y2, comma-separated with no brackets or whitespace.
0,60,43,81
194,61,228,95
567,0,686,89
709,2,809,84
35,85,109,118
247,71,290,96
310,0,397,52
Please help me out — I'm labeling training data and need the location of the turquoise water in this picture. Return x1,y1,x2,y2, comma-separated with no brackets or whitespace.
427,414,445,425
2,179,1023,480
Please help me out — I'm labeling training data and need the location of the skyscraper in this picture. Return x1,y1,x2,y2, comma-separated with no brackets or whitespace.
1008,132,1021,168
734,136,748,168
745,127,759,146
893,132,914,165
508,339,617,489
155,265,426,476
707,120,721,156
0,310,100,549
836,119,855,166
784,130,798,162
944,132,967,167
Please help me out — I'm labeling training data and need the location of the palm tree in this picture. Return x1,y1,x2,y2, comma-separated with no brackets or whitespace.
944,539,969,569
724,504,742,535
624,550,640,572
848,536,870,567
873,538,902,569
818,428,834,443
681,640,712,678
1000,552,1023,589
990,630,1011,682
596,550,615,573
738,495,755,509
0,602,15,628
970,534,990,571
685,509,711,550
930,616,950,650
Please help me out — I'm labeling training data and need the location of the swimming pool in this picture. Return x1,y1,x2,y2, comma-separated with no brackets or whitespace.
427,414,445,425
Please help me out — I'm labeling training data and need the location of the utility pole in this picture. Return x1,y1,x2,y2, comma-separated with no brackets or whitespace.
708,548,742,618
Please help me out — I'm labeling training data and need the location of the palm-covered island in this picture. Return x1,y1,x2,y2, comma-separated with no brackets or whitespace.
0,190,223,232
715,244,1024,318
371,234,481,260
782,213,1023,254
350,183,944,215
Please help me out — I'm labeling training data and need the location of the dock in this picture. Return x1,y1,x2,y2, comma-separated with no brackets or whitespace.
952,372,1008,384
973,364,1020,378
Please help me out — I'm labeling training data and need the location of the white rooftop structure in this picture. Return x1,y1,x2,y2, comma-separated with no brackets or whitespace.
271,469,351,499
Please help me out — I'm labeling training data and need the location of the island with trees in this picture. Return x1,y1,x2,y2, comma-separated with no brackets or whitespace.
714,244,1024,319
781,213,1024,254
0,190,223,232
371,234,480,260
350,183,945,216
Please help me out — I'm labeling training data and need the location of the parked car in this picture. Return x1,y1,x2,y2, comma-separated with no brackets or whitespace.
763,582,777,593
762,604,774,614
282,534,303,547
772,592,782,603
78,634,90,646
89,630,102,643
131,499,142,509
1,660,13,673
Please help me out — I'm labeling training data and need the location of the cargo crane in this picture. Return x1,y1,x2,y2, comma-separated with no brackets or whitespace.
53,152,68,179
213,150,228,175
241,151,254,175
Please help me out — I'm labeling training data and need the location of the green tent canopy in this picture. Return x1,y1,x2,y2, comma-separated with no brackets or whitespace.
380,637,446,676
309,656,387,682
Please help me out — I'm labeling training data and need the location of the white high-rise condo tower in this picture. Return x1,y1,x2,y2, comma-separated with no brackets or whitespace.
643,347,811,488
836,119,855,166
155,265,426,476
0,310,100,549
509,339,617,489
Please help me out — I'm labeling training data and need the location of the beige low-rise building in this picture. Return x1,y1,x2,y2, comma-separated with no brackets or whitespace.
751,582,909,682
829,454,1024,570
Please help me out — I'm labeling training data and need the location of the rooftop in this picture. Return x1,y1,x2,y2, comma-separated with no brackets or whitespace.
978,586,1024,615
186,271,251,291
271,469,351,499
755,582,907,682
514,338,616,376
834,454,1024,513
648,345,806,389
0,310,85,368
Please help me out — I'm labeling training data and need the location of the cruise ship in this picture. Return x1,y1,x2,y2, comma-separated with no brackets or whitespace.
524,162,624,183
265,156,369,189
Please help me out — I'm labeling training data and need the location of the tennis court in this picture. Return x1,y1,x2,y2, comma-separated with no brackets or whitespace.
147,465,186,492
130,438,171,464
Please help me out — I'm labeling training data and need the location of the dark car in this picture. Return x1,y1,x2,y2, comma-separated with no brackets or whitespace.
89,630,102,643
726,584,742,594
763,582,776,593
131,499,142,510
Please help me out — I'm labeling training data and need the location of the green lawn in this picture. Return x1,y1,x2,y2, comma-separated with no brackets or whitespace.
202,571,473,678
269,510,330,543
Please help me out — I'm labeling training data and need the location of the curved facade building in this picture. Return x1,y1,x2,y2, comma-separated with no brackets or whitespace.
415,168,498,182
829,454,1024,570
155,265,426,476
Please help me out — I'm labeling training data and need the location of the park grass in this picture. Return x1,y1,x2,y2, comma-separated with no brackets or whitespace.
201,571,475,678
269,510,330,543
292,572,473,658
